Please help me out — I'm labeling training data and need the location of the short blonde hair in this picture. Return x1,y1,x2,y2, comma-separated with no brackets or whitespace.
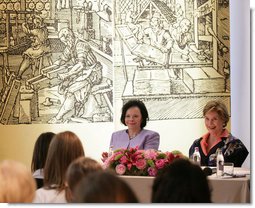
0,160,36,203
203,100,229,127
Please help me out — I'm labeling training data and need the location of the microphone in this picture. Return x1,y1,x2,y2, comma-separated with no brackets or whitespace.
203,167,216,176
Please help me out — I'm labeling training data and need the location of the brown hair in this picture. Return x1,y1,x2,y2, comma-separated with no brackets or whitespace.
73,171,138,203
65,157,103,202
43,131,85,192
203,100,229,127
152,158,211,203
31,132,55,172
0,160,36,203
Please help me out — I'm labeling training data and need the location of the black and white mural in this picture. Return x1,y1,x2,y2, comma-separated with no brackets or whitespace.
0,0,230,124
114,0,230,120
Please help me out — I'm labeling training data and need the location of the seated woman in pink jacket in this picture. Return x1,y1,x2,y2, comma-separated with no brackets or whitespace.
102,99,160,160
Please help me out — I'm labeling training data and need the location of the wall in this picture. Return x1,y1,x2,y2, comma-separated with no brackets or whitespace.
0,0,251,168
230,0,250,168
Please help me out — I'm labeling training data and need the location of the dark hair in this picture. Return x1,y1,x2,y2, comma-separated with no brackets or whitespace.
43,131,85,192
120,99,149,128
65,157,103,202
73,171,139,203
203,100,229,127
31,132,55,172
152,159,211,203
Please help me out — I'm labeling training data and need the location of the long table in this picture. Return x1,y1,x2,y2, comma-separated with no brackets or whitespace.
120,168,250,203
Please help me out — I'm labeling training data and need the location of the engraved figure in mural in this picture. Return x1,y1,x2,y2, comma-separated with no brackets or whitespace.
172,3,184,28
125,5,142,40
0,0,113,125
137,13,173,68
48,28,103,124
171,18,201,62
17,15,51,79
115,0,231,120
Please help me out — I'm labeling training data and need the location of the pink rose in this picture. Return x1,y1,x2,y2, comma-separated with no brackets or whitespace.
144,149,157,160
115,164,126,175
155,159,165,169
135,159,147,170
148,167,158,176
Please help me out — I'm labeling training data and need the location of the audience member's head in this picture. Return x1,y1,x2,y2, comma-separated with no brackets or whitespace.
73,171,139,203
151,158,211,203
0,160,36,203
43,131,85,192
31,132,55,172
65,156,103,202
31,132,55,188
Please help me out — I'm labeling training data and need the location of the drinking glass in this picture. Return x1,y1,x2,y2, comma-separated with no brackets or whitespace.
224,162,234,176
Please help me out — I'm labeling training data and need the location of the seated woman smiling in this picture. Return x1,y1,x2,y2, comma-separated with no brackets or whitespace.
189,100,249,167
102,99,160,161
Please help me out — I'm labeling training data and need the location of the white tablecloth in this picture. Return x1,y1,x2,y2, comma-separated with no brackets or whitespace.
120,168,250,203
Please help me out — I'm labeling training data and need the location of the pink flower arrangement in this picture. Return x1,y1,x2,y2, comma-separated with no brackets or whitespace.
103,147,186,176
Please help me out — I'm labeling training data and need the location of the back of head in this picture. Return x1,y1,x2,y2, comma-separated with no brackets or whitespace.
65,156,103,202
31,132,55,172
0,160,36,203
152,159,211,203
73,171,138,203
44,131,85,191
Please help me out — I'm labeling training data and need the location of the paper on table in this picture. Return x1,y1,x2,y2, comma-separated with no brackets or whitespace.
234,168,250,175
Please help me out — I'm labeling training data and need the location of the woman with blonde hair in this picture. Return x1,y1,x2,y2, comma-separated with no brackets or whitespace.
33,131,85,203
189,100,249,167
0,160,36,203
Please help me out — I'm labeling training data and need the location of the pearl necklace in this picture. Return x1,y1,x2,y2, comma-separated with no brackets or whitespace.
129,134,137,139
128,130,141,139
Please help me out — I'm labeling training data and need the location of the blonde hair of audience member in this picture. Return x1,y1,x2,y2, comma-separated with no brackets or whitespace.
73,171,139,203
0,160,36,203
65,156,103,202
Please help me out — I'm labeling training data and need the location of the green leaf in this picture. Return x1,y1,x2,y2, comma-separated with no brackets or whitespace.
114,154,123,160
172,150,182,155
147,159,155,167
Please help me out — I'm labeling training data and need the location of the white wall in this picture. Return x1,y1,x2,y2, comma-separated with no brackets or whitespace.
230,0,251,168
